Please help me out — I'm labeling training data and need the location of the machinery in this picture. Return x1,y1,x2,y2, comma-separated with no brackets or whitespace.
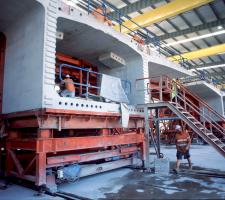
0,0,150,192
1,0,224,193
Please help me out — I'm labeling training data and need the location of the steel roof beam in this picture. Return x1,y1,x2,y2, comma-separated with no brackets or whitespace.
169,43,225,60
190,61,225,69
110,0,162,18
114,0,213,33
158,19,225,41
190,71,225,81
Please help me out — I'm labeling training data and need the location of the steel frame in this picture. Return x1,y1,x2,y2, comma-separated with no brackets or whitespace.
4,108,146,190
138,75,225,158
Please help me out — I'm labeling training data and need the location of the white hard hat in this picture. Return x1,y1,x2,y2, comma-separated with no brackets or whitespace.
175,125,182,130
65,74,70,78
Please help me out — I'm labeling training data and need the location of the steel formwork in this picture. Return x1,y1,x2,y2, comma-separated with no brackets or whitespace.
4,108,146,190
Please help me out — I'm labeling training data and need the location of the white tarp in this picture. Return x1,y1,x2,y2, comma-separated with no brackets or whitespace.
100,74,129,103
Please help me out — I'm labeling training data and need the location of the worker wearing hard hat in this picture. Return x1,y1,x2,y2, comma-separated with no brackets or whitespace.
92,5,112,26
171,78,180,101
60,74,75,98
174,125,192,173
133,34,145,45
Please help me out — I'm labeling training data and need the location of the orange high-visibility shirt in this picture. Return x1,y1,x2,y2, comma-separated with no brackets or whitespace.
64,78,75,92
133,34,145,45
175,131,190,152
92,8,105,23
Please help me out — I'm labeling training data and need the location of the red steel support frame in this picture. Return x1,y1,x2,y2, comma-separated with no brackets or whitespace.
4,109,145,187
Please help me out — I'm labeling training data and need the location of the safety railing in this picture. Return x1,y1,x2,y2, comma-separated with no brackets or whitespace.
180,70,225,92
62,0,221,90
59,63,101,99
85,0,193,70
136,75,172,102
59,63,131,99
175,79,225,124
136,75,225,136
175,92,225,137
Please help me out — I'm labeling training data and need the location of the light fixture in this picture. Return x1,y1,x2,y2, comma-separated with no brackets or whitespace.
189,64,225,71
164,30,225,46
217,25,223,30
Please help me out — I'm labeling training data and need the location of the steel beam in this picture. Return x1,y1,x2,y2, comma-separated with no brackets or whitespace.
8,108,144,129
36,133,144,153
110,0,162,18
47,147,138,167
190,61,225,69
159,19,225,41
79,158,140,177
114,0,213,33
169,43,225,61
143,107,150,169
8,133,143,153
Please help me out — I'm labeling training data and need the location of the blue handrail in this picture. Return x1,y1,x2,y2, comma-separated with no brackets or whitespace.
59,63,132,98
86,0,193,70
59,63,101,98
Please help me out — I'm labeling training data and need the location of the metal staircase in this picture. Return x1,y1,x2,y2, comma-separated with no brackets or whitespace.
168,102,225,157
138,75,225,158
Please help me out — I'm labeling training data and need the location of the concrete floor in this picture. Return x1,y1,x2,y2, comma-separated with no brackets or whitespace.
102,170,225,199
1,145,225,199
59,145,225,199
0,184,63,200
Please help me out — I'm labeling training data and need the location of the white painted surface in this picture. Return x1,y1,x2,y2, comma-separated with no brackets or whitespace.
0,0,211,114
1,0,45,113
185,81,224,116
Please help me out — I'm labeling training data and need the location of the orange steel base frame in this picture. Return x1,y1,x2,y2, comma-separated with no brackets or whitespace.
4,108,146,190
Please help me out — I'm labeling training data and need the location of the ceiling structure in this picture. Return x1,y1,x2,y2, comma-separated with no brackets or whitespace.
65,0,225,85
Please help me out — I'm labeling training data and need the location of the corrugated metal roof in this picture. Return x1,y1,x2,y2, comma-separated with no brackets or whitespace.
68,0,225,84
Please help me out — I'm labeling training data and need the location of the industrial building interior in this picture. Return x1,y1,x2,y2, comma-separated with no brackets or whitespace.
0,0,225,199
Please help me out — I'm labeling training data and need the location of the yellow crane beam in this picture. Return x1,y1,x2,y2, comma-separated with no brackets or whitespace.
168,43,225,61
114,0,213,34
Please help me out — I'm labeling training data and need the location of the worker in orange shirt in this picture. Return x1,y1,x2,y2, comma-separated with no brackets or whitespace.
105,8,112,26
60,75,75,98
133,34,145,45
92,5,112,26
174,125,192,173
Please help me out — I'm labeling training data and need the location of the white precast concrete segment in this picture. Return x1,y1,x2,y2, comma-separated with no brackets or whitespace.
185,80,224,116
1,0,45,113
0,0,200,114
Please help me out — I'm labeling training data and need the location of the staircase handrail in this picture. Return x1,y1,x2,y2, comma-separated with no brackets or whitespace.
174,78,225,123
175,93,225,136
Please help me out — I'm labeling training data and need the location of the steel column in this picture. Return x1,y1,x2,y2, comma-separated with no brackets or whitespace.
155,108,161,157
36,152,46,186
143,107,150,169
